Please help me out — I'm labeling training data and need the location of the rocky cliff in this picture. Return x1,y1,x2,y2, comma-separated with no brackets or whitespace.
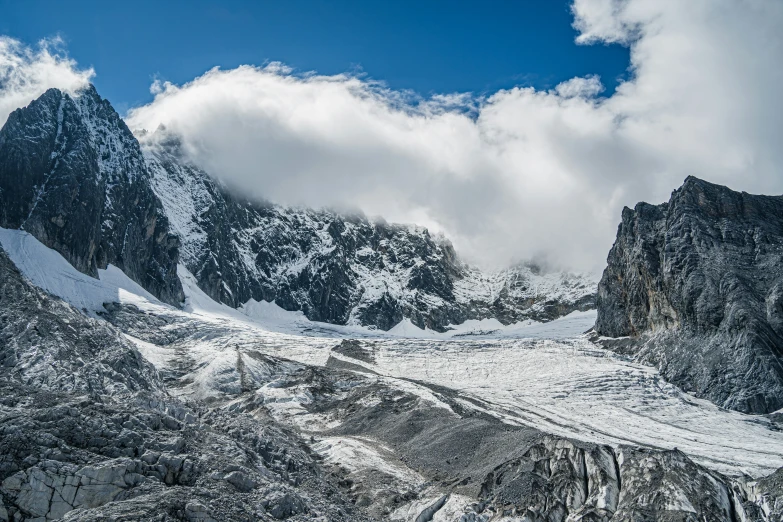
143,130,595,331
596,176,783,413
0,86,183,305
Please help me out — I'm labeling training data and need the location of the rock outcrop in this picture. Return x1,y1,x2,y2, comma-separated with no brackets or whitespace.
0,86,183,305
595,176,783,413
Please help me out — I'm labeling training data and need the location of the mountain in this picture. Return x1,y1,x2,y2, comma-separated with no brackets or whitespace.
0,86,183,305
142,130,596,331
2,85,783,520
595,176,783,414
0,86,594,331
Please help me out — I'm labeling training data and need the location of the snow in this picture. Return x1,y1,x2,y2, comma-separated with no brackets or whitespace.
386,310,597,340
0,227,162,315
312,436,423,485
4,227,783,478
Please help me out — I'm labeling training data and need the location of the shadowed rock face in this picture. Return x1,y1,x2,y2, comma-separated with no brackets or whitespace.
596,176,783,413
0,86,183,305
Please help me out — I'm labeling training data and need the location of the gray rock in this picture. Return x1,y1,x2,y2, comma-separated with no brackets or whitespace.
184,501,217,522
0,86,183,305
224,470,256,492
595,176,783,413
263,490,308,519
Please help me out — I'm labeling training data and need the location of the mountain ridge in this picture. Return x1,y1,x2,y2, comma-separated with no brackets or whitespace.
0,86,184,305
0,85,596,331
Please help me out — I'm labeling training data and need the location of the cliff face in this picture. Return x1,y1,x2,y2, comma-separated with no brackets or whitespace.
0,87,183,305
144,133,596,331
596,176,783,413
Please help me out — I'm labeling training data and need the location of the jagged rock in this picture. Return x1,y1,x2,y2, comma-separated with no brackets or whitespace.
262,490,308,519
613,448,733,521
143,130,596,331
224,470,256,492
595,176,783,413
184,501,217,522
0,86,183,305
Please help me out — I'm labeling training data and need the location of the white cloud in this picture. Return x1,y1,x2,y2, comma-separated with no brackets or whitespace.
0,36,94,126
4,1,783,272
554,75,605,98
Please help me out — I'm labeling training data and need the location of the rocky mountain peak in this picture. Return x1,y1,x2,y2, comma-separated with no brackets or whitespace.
0,86,184,305
595,176,783,413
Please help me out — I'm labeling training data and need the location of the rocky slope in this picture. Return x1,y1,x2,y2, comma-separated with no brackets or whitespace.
0,245,372,521
0,86,183,305
595,176,783,414
143,130,595,331
3,239,782,520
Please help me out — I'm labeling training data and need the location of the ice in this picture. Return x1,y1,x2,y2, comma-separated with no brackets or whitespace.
0,227,162,315
4,227,783,478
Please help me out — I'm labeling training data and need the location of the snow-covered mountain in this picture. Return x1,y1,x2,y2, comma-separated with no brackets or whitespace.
5,85,783,521
142,129,596,331
0,84,596,332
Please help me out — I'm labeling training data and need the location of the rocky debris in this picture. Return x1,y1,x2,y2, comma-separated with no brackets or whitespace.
332,340,377,364
222,337,783,522
4,238,783,520
595,176,783,414
262,491,308,519
0,246,368,521
142,129,596,331
0,248,163,397
0,86,183,305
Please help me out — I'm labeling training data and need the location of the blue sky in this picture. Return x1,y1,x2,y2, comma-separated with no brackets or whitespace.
0,0,630,113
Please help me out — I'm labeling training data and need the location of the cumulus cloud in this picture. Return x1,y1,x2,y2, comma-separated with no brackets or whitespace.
126,0,783,272
0,36,94,126
4,1,783,272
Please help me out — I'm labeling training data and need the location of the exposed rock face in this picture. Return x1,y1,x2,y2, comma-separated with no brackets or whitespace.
0,86,183,305
596,176,783,413
144,132,596,331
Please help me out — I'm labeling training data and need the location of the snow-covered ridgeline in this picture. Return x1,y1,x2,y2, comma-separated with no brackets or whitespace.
140,134,597,332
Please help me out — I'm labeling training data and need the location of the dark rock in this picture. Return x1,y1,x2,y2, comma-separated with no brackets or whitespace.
595,176,783,413
0,86,183,305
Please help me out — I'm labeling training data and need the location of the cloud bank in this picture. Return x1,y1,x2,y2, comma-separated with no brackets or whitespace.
5,1,783,272
0,36,94,126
